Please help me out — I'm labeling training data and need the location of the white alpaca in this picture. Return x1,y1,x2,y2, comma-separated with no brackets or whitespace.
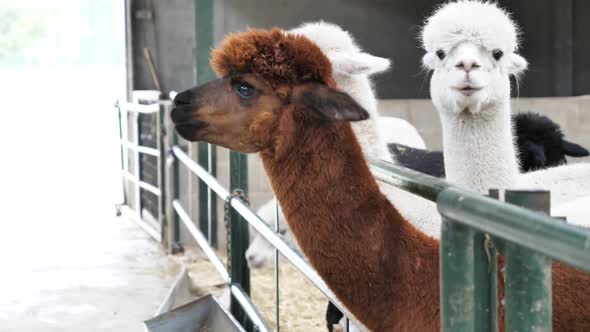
245,22,440,270
379,117,426,149
290,21,428,160
422,1,590,220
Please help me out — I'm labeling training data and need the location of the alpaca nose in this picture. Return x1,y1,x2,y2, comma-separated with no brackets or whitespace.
174,89,195,105
455,59,480,72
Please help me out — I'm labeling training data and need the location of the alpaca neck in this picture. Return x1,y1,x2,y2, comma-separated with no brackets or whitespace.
335,73,392,162
260,115,439,330
441,101,519,193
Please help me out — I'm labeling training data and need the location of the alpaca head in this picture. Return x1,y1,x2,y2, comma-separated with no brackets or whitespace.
289,21,390,77
514,112,590,171
171,28,369,153
421,1,527,115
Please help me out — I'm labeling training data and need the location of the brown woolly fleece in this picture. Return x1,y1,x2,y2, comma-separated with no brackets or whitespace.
210,28,336,88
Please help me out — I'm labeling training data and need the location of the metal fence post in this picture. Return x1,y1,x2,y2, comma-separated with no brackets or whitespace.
160,102,172,249
504,190,552,332
229,151,251,331
195,0,217,247
157,103,166,244
134,111,142,220
116,102,127,208
473,190,500,332
440,216,477,332
172,132,181,252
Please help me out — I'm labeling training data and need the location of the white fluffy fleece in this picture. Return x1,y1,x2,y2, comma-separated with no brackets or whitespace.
290,21,392,162
422,0,519,54
422,1,590,222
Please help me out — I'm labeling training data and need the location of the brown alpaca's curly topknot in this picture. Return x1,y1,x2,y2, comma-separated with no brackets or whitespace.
210,28,336,87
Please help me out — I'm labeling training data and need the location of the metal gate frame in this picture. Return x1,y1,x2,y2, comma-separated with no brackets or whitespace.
117,100,166,243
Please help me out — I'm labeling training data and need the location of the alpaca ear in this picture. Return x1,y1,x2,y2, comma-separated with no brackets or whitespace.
506,53,528,75
422,52,437,70
291,83,369,122
562,140,590,157
329,51,391,75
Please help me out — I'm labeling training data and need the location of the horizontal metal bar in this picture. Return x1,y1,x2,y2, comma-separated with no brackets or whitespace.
122,171,161,196
370,159,451,202
438,187,590,272
137,145,161,157
122,141,160,157
173,200,230,283
172,145,361,327
230,284,271,332
138,180,161,197
119,102,160,114
173,146,230,198
122,170,136,182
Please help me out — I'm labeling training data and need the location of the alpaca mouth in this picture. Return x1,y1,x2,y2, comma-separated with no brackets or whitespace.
455,85,483,96
174,120,207,140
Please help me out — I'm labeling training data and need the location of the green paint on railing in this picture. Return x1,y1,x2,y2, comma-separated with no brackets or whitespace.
229,151,251,331
437,187,590,272
441,217,476,331
475,189,500,332
370,159,450,202
474,230,497,332
209,144,218,247
198,143,209,238
504,191,552,332
172,132,180,245
195,0,216,245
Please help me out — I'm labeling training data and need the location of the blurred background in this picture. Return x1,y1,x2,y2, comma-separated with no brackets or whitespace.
1,0,589,331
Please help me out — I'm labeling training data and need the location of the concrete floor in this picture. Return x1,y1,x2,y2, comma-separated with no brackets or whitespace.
0,66,179,331
0,215,179,332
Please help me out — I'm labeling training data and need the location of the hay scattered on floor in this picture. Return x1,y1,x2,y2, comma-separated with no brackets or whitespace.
183,250,327,331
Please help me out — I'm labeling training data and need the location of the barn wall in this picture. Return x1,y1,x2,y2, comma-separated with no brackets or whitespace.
129,0,590,98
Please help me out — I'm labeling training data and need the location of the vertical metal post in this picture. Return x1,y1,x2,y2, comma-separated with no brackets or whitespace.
208,144,218,247
163,103,180,253
474,229,497,332
117,102,127,207
172,132,181,249
440,216,476,332
198,144,210,237
473,189,500,332
195,0,217,245
157,103,167,244
504,191,552,332
134,112,142,220
229,151,251,331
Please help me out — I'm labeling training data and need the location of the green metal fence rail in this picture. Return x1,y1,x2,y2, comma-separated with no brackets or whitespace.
372,159,590,332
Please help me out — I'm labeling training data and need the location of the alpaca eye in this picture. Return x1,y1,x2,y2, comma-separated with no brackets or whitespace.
235,82,256,99
492,49,504,61
436,49,446,60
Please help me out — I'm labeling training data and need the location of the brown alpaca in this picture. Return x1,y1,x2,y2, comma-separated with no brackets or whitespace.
170,28,590,331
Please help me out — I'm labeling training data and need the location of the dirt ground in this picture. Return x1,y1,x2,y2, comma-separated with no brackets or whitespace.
182,249,328,331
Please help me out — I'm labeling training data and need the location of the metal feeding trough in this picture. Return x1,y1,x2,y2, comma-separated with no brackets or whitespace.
144,295,244,332
145,267,243,332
